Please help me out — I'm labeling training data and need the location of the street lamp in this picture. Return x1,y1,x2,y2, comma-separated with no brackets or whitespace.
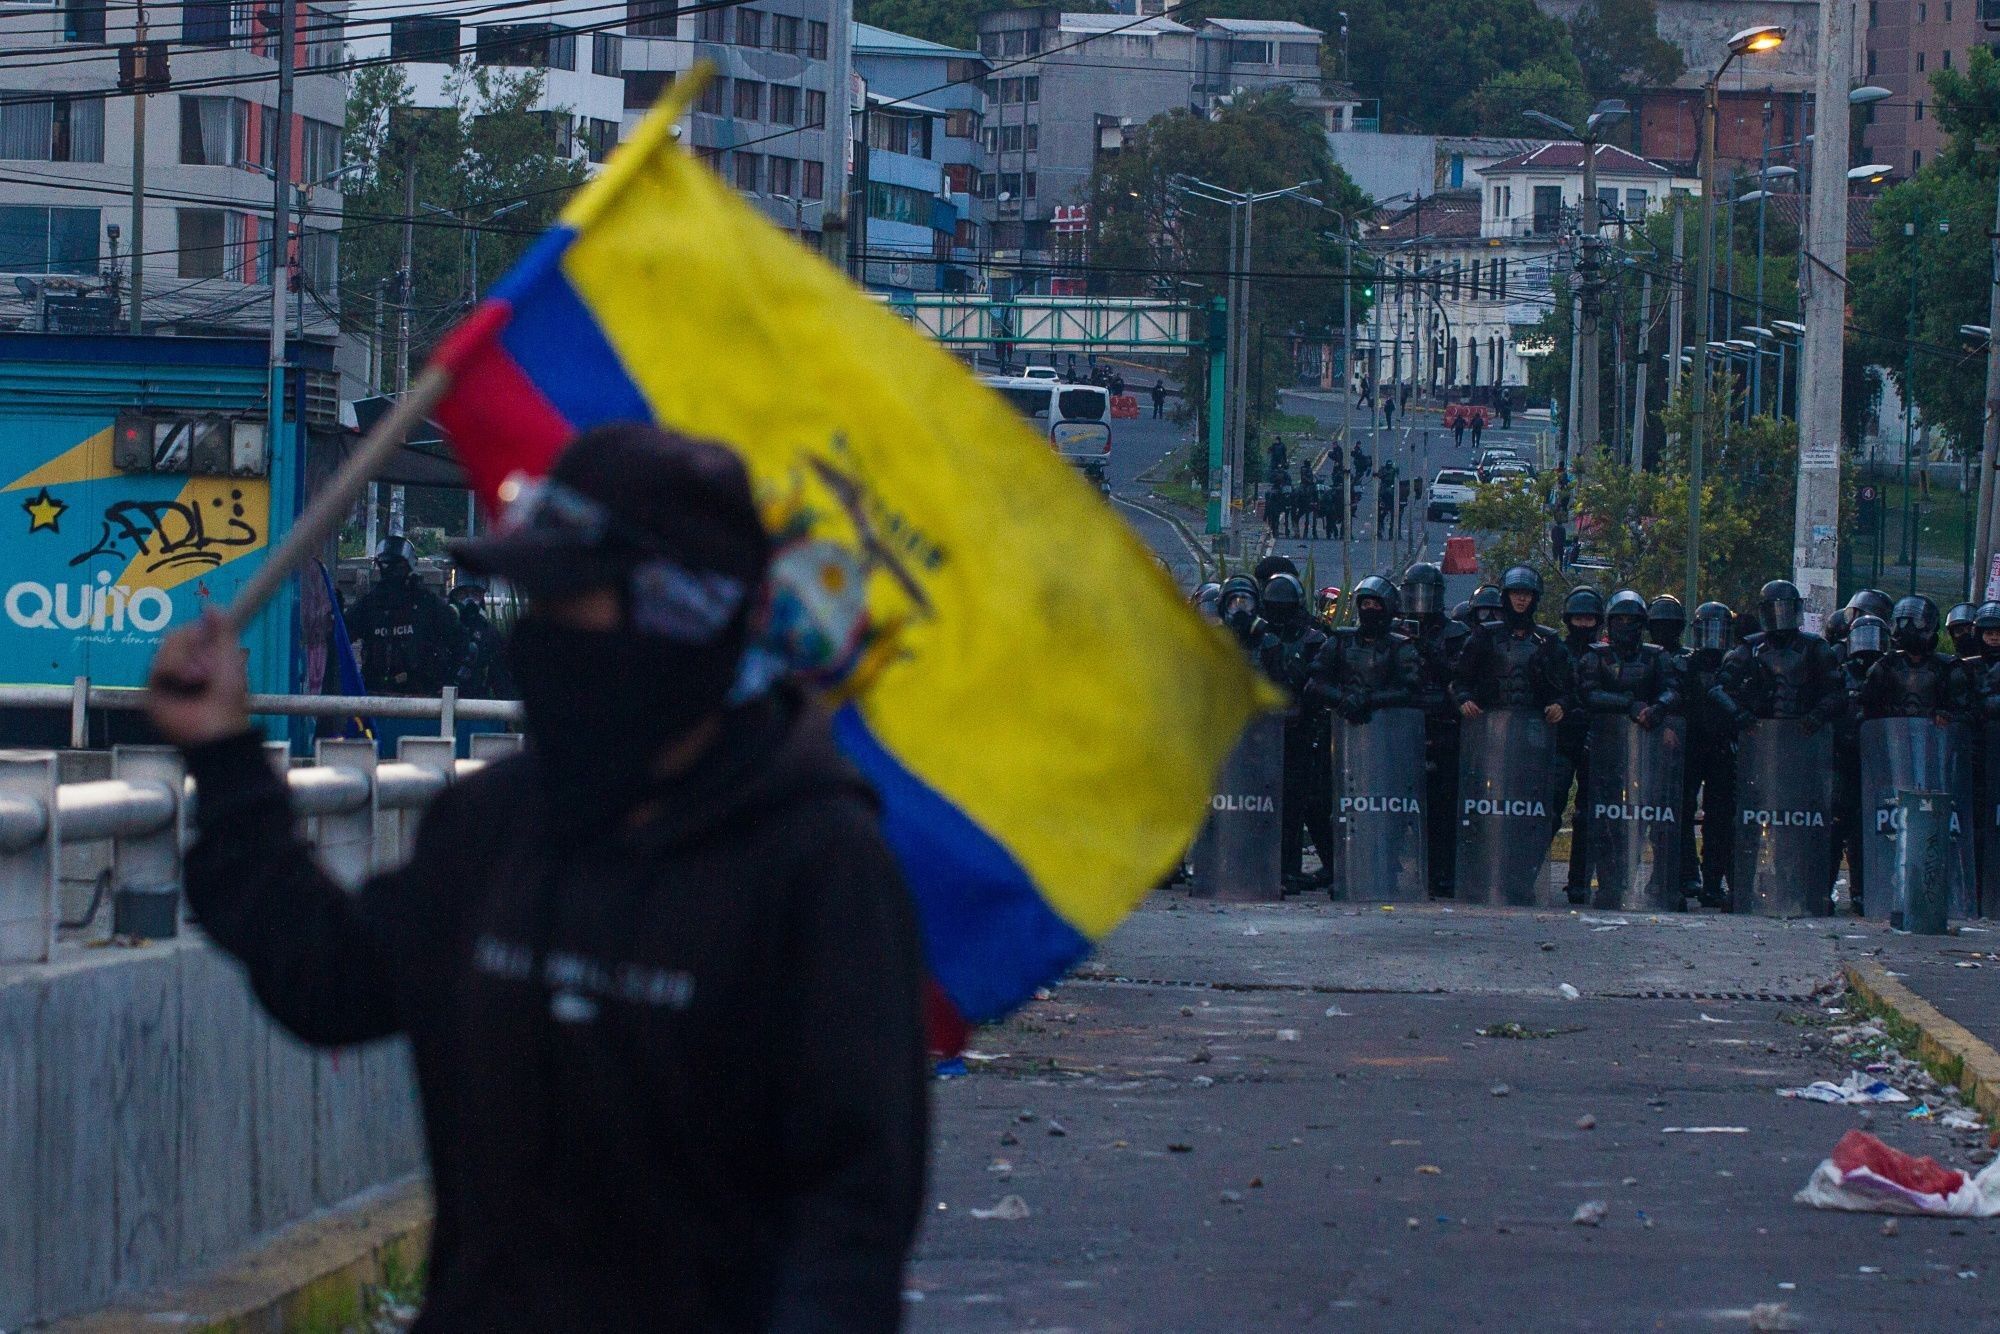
1850,163,1895,187
1687,23,1786,607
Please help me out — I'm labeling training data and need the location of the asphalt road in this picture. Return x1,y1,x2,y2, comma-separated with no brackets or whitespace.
910,902,2000,1332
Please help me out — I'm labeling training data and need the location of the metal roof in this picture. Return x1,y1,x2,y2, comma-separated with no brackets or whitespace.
852,22,982,59
1202,17,1322,36
1479,142,1672,179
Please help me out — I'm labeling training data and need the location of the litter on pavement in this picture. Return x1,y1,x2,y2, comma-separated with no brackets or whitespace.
1776,1073,1911,1105
1795,1130,2000,1217
970,1195,1031,1221
1662,1126,1749,1134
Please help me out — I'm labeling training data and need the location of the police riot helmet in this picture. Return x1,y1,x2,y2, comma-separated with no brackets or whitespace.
1758,579,1803,634
1646,594,1685,649
1848,613,1889,658
1316,585,1343,618
1261,572,1306,624
1605,589,1648,648
1470,584,1505,626
374,535,416,587
1890,595,1939,652
1192,582,1223,623
1254,555,1301,588
1823,606,1851,645
1847,588,1894,623
1354,574,1400,617
1400,561,1446,618
1947,602,1978,648
1218,574,1260,622
448,578,486,606
1692,601,1733,653
1977,601,2000,632
1562,585,1605,624
1450,599,1474,626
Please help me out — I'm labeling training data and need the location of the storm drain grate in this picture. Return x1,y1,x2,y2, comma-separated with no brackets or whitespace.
1064,976,1820,1005
1601,989,1819,1004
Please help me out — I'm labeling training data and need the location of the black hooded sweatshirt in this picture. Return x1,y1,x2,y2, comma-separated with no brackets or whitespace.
183,691,927,1331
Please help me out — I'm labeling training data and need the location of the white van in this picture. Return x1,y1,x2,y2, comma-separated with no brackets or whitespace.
979,376,1111,457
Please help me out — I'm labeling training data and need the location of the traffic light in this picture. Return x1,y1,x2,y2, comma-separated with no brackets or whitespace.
1361,283,1375,299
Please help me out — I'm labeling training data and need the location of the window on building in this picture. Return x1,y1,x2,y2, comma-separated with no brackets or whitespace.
1025,122,1038,150
302,118,341,182
1230,39,1272,64
63,0,105,45
0,92,104,162
183,0,232,44
869,109,930,156
1024,171,1036,198
624,69,672,108
1003,30,1026,56
1945,49,1954,67
1597,186,1618,220
1947,0,1954,17
175,207,248,279
999,124,1020,152
1869,0,1877,24
946,108,978,138
979,33,1000,57
770,83,799,125
0,204,99,274
1626,188,1647,219
768,154,795,196
295,226,336,292
1449,265,1461,298
733,151,761,191
584,117,618,162
477,23,576,70
541,111,577,156
1918,51,1926,70
1532,184,1561,234
303,7,344,67
955,218,976,248
805,88,826,126
1278,41,1317,65
976,171,995,198
1914,148,1924,168
1868,49,1877,74
389,16,459,61
735,8,762,46
1918,1,1926,18
698,7,727,41
179,95,244,165
771,14,801,50
627,0,676,37
696,76,726,115
867,180,930,225
733,78,763,119
1468,259,1481,293
1916,99,1926,119
1495,257,1507,297
944,162,973,193
807,19,828,58
947,58,981,83
801,159,823,199
1025,76,1039,102
593,32,622,76
999,170,1020,198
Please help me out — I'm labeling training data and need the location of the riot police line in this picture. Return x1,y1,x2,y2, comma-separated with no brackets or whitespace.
1185,565,2000,930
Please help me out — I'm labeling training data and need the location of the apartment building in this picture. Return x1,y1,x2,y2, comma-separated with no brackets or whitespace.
0,0,348,334
1862,0,1992,176
854,23,986,289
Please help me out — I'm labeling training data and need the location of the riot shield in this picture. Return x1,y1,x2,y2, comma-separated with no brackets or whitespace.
1983,723,2000,919
1328,708,1427,902
1454,710,1558,907
1190,712,1284,901
1584,715,1686,912
1859,717,1975,922
1731,719,1834,918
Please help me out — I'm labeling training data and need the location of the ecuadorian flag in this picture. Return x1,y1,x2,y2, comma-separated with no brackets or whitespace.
428,75,1280,1042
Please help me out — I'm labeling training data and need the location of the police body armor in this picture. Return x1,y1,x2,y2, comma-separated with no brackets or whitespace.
1858,717,1975,923
1719,634,1840,722
1459,625,1567,710
1190,711,1285,900
1731,719,1835,917
1860,652,1967,719
1455,710,1559,906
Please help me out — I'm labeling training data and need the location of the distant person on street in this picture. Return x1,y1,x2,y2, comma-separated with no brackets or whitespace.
1469,410,1485,450
1451,408,1467,450
346,536,464,697
1151,379,1167,418
1269,436,1289,479
1499,390,1513,430
1110,371,1126,398
147,424,928,1330
1383,396,1396,431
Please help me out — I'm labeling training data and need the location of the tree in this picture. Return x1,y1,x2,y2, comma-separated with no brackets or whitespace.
1087,90,1371,452
340,63,588,382
1569,0,1685,96
1470,61,1589,136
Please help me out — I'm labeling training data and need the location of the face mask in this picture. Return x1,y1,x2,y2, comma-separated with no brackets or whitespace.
1608,617,1643,649
1357,603,1389,634
508,616,741,835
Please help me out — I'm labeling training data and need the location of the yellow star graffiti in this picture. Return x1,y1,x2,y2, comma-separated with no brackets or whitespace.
22,488,65,533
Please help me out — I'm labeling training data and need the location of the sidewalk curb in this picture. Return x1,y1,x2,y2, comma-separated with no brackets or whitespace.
1843,958,2000,1124
53,1180,432,1334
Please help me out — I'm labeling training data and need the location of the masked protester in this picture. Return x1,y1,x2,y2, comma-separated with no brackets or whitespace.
1262,573,1337,891
1860,596,1970,727
1550,586,1605,903
1647,595,1686,656
345,536,466,697
1832,613,1889,914
1401,562,1466,897
144,425,927,1330
1683,602,1738,909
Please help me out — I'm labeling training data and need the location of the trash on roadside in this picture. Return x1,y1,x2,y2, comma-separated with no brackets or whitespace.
1942,1111,1984,1131
1168,1142,1194,1153
1490,1083,1512,1098
934,1058,968,1079
1277,1029,1300,1042
1324,1004,1351,1017
1698,1013,1734,1024
970,1195,1031,1221
1189,1046,1212,1065
1417,1164,1442,1175
1663,1126,1748,1134
1776,1073,1911,1105
1746,1300,1801,1331
1578,914,1629,927
1559,983,1581,1000
1478,1021,1579,1040
1907,1104,1935,1120
1576,1114,1598,1130
1571,1200,1607,1226
1192,1075,1215,1087
1795,1130,2000,1217
1220,1189,1244,1203
1047,1119,1067,1137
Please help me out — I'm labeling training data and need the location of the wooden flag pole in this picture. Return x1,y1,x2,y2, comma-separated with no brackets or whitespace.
222,364,455,635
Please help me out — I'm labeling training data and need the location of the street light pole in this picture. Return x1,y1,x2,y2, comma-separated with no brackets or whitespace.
268,0,295,494
1974,171,2000,600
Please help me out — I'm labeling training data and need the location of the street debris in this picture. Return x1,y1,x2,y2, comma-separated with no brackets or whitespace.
1576,1114,1598,1131
1663,1126,1748,1134
1046,1119,1067,1137
1907,1103,1934,1119
1276,1028,1300,1042
1879,1218,1898,1236
1477,1021,1576,1040
1942,1111,1984,1131
1698,1013,1734,1024
1795,1130,2000,1217
1571,1200,1607,1226
1490,1083,1512,1098
970,1195,1031,1221
1559,983,1582,1000
1776,1073,1911,1105
999,1130,1019,1146
1324,1004,1351,1017
934,1058,968,1079
1220,1189,1243,1203
1188,1046,1212,1065
1192,1075,1215,1088
1745,1300,1801,1331
1168,1142,1194,1153
1417,1164,1442,1175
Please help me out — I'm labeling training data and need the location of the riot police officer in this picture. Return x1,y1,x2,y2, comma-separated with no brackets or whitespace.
1579,591,1684,726
1310,576,1419,719
1713,580,1845,732
1450,566,1573,720
1831,612,1889,912
1683,602,1738,908
1263,573,1337,891
1824,607,1852,658
1554,586,1605,902
1859,597,1970,725
1401,562,1466,896
448,580,512,699
1191,581,1223,623
346,536,465,697
1468,584,1504,631
1646,595,1686,655
1947,603,1980,664
1848,588,1894,626
1975,603,2000,701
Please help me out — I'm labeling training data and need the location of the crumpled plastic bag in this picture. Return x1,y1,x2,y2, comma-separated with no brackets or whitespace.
1795,1130,2000,1217
1777,1072,1910,1105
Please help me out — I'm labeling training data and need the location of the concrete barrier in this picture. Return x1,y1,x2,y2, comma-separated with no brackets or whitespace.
0,937,422,1327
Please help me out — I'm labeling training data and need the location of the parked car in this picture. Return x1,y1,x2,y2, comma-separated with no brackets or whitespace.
1428,468,1478,523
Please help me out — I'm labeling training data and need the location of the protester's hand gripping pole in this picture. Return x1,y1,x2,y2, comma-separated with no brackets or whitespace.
219,365,456,636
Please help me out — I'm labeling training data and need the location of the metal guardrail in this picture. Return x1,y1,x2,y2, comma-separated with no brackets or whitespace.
0,731,525,967
0,678,524,750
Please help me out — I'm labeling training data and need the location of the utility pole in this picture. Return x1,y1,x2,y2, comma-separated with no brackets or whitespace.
1233,196,1257,523
398,138,416,395
1972,171,2000,600
1687,82,1720,609
1668,202,1685,411
268,0,295,479
1793,0,1856,626
127,8,149,334
1223,206,1241,529
1632,269,1652,469
1577,141,1602,453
